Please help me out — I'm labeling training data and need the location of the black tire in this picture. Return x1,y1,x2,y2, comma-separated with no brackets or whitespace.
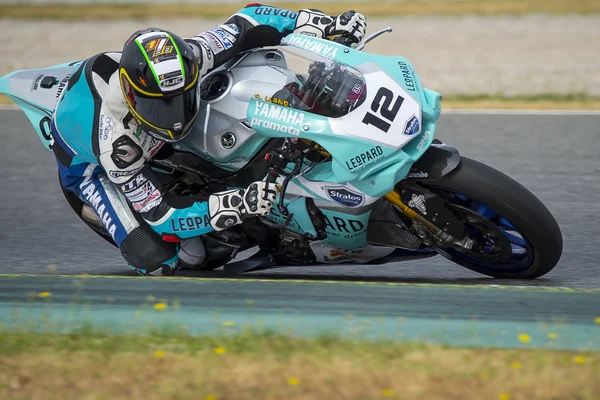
421,157,563,279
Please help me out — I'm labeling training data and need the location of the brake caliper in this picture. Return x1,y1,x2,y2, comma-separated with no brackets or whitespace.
398,183,467,241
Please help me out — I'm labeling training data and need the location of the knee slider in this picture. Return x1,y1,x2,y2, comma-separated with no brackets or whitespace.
178,237,207,268
120,224,177,273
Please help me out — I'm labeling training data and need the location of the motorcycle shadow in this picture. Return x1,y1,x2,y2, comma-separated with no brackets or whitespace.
173,268,556,287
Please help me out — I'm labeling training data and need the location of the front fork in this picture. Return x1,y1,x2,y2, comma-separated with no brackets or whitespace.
384,189,474,250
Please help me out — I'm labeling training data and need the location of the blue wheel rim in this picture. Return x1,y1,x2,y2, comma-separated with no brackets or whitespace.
429,189,535,273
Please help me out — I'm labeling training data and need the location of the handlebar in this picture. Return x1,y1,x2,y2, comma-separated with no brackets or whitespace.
264,150,288,184
332,35,358,48
266,168,279,184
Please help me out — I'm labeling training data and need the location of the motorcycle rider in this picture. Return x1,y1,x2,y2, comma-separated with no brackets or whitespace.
51,4,368,275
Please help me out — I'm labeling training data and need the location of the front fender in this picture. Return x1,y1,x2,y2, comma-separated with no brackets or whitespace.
403,139,461,182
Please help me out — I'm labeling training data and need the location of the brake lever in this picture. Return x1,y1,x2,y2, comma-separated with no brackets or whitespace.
264,140,306,217
277,162,301,216
355,27,393,51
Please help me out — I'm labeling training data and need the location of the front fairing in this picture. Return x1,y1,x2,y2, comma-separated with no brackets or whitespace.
247,34,442,199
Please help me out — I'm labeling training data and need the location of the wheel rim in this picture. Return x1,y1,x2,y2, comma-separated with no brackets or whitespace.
428,189,535,273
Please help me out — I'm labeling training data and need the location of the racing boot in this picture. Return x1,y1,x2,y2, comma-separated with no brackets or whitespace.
129,236,207,275
129,254,179,276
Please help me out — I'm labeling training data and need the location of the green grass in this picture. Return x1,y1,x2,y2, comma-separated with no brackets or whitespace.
1,0,599,20
0,330,598,400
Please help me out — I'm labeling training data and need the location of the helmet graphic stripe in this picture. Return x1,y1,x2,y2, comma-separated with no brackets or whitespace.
164,32,185,79
134,37,161,87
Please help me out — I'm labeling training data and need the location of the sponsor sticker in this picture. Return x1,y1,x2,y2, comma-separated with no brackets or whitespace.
407,171,428,179
345,146,384,171
133,126,143,139
326,187,365,208
345,81,365,107
171,216,211,232
55,74,71,99
408,194,427,215
250,119,300,136
250,101,305,136
201,33,225,54
158,70,184,89
415,130,431,150
144,37,174,58
214,25,237,44
123,177,162,213
208,29,233,50
397,61,416,91
199,40,212,60
109,168,141,179
224,23,240,34
138,133,163,156
99,115,114,141
122,174,148,193
403,115,420,136
254,102,304,125
286,35,339,58
253,7,297,19
31,74,44,91
79,176,117,241
135,191,161,213
322,214,366,240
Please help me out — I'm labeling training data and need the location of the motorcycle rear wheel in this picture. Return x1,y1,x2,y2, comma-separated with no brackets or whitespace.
420,157,563,279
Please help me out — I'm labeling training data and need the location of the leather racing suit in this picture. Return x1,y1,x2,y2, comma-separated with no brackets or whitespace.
50,5,367,275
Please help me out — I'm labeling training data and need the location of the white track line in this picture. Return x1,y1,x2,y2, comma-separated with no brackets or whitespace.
1,103,599,115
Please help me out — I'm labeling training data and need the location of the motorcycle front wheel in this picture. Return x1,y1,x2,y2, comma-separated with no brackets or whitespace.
419,157,563,279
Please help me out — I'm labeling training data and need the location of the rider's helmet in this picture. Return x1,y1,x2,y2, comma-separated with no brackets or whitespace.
273,61,367,118
119,28,200,143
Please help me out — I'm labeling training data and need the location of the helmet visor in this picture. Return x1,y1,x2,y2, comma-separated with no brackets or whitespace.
121,72,199,141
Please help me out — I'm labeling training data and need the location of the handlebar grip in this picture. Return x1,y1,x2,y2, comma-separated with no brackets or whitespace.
265,169,279,184
333,35,357,47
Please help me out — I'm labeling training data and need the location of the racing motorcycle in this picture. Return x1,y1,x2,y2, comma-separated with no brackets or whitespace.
0,28,563,279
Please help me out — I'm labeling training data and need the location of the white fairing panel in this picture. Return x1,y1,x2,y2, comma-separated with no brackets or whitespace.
0,63,79,113
328,70,422,149
285,176,380,208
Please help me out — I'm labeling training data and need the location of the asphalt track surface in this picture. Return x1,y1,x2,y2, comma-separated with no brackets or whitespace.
1,110,600,288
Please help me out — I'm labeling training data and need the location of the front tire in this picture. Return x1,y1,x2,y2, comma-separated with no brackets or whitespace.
420,157,563,279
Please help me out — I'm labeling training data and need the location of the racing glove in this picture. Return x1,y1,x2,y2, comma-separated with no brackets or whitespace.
294,9,367,46
208,181,278,231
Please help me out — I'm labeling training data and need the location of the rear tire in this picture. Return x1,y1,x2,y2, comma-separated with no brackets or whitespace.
421,157,563,279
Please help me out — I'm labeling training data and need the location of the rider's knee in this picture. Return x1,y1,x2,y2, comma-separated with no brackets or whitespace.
120,224,178,274
178,236,207,268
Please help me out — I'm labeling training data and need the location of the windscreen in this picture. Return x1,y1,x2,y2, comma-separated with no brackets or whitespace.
264,38,367,119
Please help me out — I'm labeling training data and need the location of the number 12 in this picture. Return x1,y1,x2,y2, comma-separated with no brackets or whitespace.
362,88,404,133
